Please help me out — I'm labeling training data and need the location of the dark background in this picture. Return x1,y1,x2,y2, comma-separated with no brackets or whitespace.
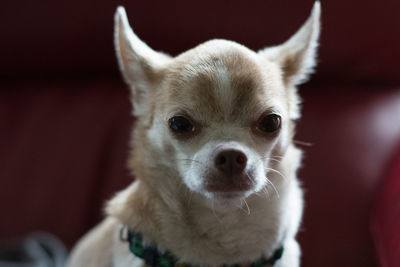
2,0,400,83
1,1,400,267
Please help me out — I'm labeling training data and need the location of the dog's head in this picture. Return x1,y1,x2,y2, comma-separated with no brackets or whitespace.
114,3,320,207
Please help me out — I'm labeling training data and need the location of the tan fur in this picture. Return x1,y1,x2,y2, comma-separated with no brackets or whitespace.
67,2,321,267
68,218,119,267
164,44,279,123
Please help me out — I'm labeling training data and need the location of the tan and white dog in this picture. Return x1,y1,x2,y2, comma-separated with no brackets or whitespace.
67,2,320,267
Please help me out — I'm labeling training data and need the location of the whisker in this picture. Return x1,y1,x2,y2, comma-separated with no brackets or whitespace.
270,155,284,159
245,171,255,183
259,157,282,164
187,188,194,208
265,167,286,181
175,158,204,165
262,187,270,199
242,199,251,215
211,199,223,225
266,178,280,199
237,199,247,213
294,140,313,147
254,191,264,198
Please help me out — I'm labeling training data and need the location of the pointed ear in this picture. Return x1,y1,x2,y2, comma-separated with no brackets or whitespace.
259,2,321,86
114,6,171,113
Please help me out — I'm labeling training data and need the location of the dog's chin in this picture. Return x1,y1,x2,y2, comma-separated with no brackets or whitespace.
183,173,263,212
202,190,253,212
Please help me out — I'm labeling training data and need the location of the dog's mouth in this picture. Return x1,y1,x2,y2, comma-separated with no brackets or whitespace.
209,192,247,200
203,173,255,200
205,175,253,193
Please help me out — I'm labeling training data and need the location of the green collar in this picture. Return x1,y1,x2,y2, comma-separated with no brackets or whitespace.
119,225,284,267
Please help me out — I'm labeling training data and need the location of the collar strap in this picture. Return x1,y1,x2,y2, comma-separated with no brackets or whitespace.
120,226,284,267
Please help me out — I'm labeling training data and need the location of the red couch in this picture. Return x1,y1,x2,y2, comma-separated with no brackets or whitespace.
1,1,400,266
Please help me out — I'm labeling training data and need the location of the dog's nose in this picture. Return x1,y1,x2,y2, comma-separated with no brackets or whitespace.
214,149,247,176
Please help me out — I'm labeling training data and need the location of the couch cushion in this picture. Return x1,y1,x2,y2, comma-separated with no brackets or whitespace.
297,86,400,267
371,143,400,267
0,79,133,247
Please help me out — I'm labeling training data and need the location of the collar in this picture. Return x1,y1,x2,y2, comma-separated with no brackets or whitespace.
119,225,284,267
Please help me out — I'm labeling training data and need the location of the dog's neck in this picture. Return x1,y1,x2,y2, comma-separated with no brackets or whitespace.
107,145,301,266
120,226,285,267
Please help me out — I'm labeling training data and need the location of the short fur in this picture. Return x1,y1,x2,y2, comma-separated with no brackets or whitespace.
67,3,321,267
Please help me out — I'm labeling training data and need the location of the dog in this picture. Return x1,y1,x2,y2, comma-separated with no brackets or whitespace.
67,2,320,267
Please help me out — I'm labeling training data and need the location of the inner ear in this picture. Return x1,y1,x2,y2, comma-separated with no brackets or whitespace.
259,1,321,86
280,50,307,85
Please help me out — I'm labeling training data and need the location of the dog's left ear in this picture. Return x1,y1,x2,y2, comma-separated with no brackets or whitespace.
259,2,321,86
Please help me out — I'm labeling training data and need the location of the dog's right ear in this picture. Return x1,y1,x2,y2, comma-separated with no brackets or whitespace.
114,6,171,115
259,2,321,87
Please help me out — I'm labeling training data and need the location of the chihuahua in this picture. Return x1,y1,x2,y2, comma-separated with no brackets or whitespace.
67,2,320,267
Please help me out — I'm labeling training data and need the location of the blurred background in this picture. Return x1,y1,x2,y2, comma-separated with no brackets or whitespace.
1,0,400,266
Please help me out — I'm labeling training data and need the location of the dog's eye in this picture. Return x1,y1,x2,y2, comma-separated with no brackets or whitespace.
257,114,281,133
168,116,194,134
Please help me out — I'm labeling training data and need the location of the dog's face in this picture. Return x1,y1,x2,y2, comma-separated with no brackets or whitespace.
161,44,289,201
115,3,320,205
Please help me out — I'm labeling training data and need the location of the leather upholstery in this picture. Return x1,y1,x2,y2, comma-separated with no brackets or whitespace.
2,0,400,83
1,1,400,266
371,144,400,267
